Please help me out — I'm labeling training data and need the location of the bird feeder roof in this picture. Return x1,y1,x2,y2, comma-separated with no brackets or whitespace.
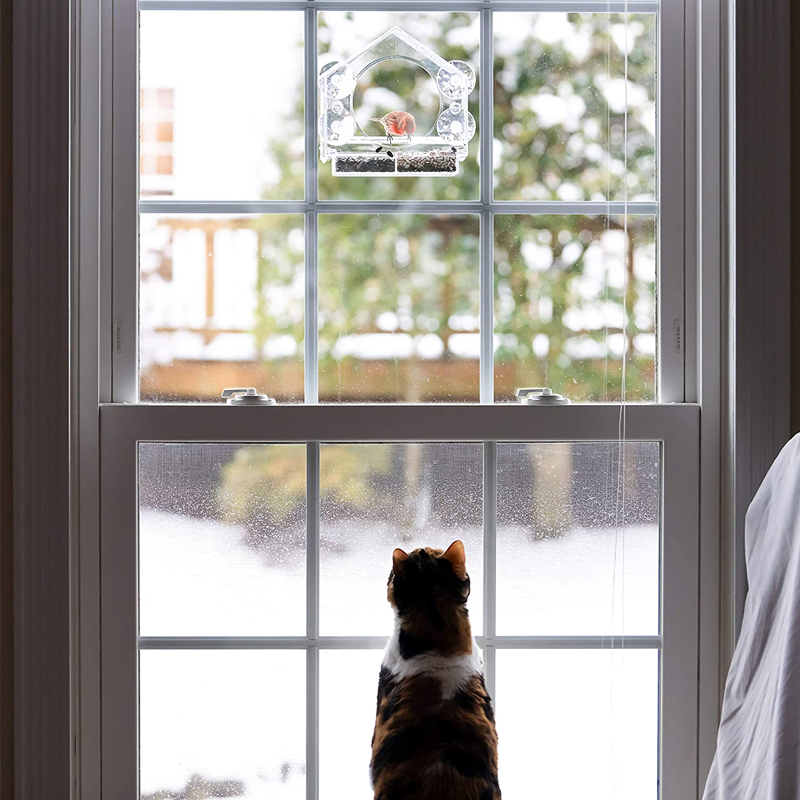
320,27,453,84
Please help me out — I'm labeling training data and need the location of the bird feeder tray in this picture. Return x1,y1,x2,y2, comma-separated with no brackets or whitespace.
333,144,459,176
319,27,476,178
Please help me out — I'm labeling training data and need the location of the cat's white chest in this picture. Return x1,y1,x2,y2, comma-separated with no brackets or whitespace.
382,622,482,700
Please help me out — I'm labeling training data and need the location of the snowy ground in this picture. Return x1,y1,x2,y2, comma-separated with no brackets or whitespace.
140,509,658,799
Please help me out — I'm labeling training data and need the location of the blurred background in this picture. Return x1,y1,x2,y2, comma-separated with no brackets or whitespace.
139,10,657,404
137,11,661,800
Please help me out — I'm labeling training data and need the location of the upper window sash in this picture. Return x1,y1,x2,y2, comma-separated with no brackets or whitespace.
110,0,688,405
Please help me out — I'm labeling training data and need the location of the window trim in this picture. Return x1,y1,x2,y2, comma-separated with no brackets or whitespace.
100,402,700,800
9,0,73,797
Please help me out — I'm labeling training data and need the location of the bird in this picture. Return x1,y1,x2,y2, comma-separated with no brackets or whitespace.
370,111,416,143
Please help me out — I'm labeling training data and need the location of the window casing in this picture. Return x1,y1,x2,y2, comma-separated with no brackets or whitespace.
97,1,703,799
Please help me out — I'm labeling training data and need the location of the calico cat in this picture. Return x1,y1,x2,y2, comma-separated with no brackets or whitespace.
371,541,500,800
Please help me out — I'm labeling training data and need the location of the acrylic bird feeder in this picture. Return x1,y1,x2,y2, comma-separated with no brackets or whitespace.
319,27,476,177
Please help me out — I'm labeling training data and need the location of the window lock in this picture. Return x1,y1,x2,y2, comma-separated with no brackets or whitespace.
221,388,276,406
515,387,570,406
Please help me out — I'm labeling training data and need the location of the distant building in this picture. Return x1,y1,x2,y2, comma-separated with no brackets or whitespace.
140,87,175,197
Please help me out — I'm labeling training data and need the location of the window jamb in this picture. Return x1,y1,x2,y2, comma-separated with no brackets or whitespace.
659,0,688,402
111,0,140,402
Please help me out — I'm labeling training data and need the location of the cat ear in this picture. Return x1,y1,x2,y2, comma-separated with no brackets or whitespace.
441,540,467,580
393,548,409,573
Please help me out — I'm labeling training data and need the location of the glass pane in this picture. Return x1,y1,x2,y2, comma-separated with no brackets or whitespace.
320,650,384,800
318,11,480,201
496,649,658,800
319,215,480,403
140,215,304,403
140,650,306,800
139,443,306,636
496,442,660,636
319,443,484,635
140,11,304,200
321,647,489,800
493,13,656,202
494,215,656,403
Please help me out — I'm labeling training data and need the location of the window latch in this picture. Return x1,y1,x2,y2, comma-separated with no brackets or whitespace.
221,388,276,406
515,387,570,406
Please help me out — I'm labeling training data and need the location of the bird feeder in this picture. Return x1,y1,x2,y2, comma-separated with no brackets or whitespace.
319,27,477,177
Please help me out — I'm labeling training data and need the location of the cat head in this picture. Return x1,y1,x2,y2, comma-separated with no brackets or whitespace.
387,540,471,615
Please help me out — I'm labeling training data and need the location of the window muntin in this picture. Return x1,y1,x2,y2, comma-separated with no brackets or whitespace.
140,650,307,799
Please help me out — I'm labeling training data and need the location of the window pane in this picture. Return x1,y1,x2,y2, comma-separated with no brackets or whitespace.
139,443,306,636
494,215,656,403
319,443,483,635
140,215,304,403
319,215,480,403
140,651,306,800
320,650,384,800
318,11,480,201
140,11,304,200
496,649,658,800
493,13,656,202
321,646,491,799
496,441,660,636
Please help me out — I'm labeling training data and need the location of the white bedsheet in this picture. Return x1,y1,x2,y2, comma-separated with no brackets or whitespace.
704,433,800,800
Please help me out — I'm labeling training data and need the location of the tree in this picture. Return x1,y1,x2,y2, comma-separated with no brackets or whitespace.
254,10,658,404
223,11,658,520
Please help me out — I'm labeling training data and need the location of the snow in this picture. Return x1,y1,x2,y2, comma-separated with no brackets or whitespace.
140,510,306,637
139,509,658,799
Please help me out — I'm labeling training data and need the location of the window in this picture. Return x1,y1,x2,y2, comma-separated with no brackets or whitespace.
100,2,701,799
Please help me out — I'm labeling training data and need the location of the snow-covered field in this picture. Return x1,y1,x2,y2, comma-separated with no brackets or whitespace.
140,509,658,799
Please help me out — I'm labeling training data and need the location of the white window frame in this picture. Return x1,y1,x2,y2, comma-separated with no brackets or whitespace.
113,0,686,405
71,0,718,798
100,403,700,800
